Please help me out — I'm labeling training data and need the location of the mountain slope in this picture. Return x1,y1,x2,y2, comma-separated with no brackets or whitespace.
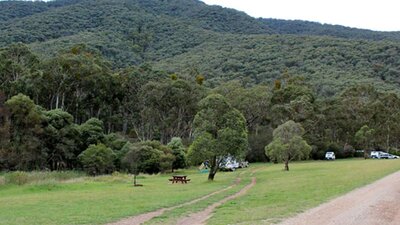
0,0,271,67
262,18,400,41
154,34,400,95
1,0,400,95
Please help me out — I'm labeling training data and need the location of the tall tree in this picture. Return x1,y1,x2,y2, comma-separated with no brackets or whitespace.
0,43,39,99
354,125,375,159
5,94,45,170
265,120,311,171
43,109,79,170
188,94,248,181
139,79,205,143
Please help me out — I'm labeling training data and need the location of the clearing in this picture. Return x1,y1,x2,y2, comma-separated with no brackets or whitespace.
0,159,399,225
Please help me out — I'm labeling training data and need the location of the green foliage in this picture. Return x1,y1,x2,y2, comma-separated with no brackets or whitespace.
167,137,187,171
2,0,400,173
138,79,205,143
103,133,127,152
78,144,115,176
4,94,45,170
78,118,105,149
1,0,400,96
355,125,375,158
265,120,311,170
188,94,248,180
262,18,400,41
121,141,174,175
43,109,80,170
0,43,40,99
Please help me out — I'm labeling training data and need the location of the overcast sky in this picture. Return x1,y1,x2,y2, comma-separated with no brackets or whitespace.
201,0,400,32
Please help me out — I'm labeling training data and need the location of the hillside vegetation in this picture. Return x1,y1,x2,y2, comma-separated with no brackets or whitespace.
1,0,400,94
2,0,400,172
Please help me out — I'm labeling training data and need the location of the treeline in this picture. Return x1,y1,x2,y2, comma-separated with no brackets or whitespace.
1,43,400,174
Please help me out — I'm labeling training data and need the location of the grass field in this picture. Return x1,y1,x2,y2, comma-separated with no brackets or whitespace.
0,159,399,225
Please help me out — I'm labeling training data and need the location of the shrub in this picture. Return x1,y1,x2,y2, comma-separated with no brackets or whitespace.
78,144,116,176
388,147,400,156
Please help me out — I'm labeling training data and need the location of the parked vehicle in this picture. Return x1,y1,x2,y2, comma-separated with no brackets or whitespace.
379,152,390,159
388,154,399,159
325,152,335,160
370,151,383,159
219,156,239,171
371,151,393,159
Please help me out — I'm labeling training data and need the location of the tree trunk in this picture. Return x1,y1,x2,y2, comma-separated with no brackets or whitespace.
208,156,218,181
133,174,137,186
284,160,289,171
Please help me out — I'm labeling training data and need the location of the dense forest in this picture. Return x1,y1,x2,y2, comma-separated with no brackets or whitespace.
1,0,400,174
1,0,400,95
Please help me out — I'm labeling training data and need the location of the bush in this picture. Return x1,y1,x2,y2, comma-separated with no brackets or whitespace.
78,144,116,176
388,147,400,156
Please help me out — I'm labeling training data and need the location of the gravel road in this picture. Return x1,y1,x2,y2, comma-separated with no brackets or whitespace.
279,171,400,225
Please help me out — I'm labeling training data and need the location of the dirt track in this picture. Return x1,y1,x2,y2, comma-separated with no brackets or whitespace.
107,178,242,225
175,177,256,225
279,171,400,225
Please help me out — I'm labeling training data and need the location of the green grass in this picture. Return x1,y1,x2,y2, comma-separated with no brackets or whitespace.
0,169,239,225
0,159,399,225
207,159,400,224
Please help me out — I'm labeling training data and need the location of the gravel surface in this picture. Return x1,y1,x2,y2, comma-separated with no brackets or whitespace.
279,171,400,225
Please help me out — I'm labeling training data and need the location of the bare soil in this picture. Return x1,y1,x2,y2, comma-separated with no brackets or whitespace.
279,171,400,225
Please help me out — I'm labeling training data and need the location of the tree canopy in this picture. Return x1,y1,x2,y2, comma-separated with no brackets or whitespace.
265,120,311,171
188,94,248,180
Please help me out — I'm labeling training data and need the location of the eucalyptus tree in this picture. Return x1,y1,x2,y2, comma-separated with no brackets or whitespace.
188,94,248,181
355,125,375,159
4,94,45,170
43,109,79,170
213,81,271,162
138,79,206,143
0,43,39,99
265,120,311,171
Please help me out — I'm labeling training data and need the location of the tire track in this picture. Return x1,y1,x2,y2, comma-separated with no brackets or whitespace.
175,177,257,225
107,178,242,225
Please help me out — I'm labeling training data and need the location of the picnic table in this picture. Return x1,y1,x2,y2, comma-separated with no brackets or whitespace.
169,175,191,184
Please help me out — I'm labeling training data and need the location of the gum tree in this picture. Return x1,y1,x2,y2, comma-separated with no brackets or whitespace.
265,120,311,171
188,94,248,181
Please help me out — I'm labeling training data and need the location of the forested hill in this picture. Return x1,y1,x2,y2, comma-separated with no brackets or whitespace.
262,19,400,41
1,0,400,95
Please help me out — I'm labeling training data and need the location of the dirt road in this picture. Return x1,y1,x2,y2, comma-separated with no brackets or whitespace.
279,171,400,225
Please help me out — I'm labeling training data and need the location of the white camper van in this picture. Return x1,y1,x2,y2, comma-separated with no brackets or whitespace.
325,152,335,160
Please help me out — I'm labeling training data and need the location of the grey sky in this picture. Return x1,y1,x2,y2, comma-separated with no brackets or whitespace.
201,0,400,31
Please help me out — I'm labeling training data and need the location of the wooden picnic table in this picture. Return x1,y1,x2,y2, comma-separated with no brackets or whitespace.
169,175,191,184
